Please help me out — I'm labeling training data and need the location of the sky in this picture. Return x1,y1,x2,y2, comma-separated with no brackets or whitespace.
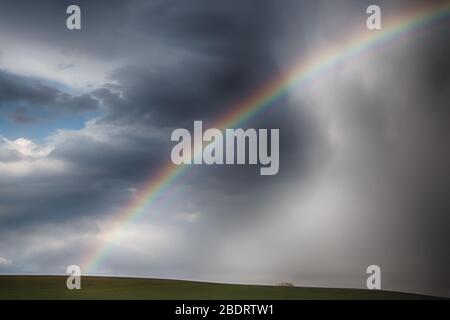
0,0,449,297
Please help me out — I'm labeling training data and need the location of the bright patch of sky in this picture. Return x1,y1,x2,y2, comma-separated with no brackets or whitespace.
0,111,99,142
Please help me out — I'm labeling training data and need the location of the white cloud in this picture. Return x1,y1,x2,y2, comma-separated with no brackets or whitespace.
0,257,12,267
2,137,53,157
0,136,69,177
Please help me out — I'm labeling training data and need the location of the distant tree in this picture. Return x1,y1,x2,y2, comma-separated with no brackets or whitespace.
278,282,294,287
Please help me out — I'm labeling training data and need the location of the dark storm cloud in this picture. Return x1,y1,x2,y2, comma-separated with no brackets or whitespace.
0,0,283,126
0,1,308,272
84,0,309,192
0,0,292,221
0,69,99,122
88,0,279,127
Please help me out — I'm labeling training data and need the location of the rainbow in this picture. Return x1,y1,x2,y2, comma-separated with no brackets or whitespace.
83,1,450,273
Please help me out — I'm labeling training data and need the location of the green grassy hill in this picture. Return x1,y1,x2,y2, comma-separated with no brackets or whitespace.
0,275,438,300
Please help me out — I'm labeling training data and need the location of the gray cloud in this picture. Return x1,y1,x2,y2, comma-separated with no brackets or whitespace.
0,69,99,122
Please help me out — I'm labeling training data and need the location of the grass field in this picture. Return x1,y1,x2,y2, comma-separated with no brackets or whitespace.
0,275,439,300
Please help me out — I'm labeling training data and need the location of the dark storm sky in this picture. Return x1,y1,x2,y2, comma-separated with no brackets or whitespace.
0,0,449,297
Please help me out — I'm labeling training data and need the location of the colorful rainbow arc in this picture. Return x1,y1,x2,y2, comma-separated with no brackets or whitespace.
83,2,450,273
